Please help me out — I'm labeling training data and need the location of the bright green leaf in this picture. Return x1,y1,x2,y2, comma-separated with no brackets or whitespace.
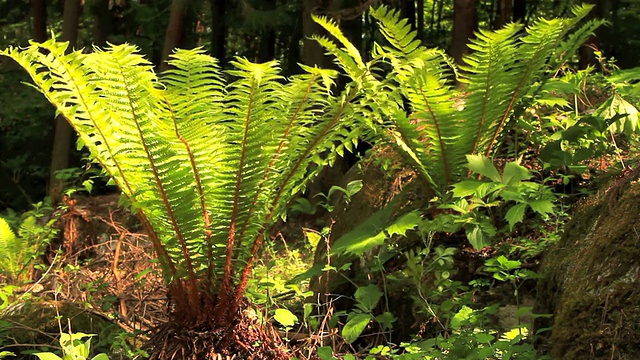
274,308,298,328
354,284,382,312
466,155,501,182
502,162,531,185
342,313,372,343
386,211,421,237
505,203,527,231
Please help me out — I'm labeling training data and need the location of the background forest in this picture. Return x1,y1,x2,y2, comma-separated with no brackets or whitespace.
1,1,640,360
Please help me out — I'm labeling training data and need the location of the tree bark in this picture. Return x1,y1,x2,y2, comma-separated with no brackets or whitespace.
160,0,190,72
400,0,416,32
302,0,332,67
257,0,276,63
49,0,81,199
210,0,227,65
32,0,48,42
416,0,424,41
495,0,512,29
450,0,475,65
513,0,526,23
91,0,112,47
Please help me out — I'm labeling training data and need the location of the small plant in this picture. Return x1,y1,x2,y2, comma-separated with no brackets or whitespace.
0,202,57,283
34,332,109,360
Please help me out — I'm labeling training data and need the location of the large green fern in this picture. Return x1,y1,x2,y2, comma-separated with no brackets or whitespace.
314,4,602,192
0,42,365,326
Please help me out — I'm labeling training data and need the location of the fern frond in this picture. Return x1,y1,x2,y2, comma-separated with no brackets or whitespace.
370,6,422,58
311,14,364,69
0,217,26,281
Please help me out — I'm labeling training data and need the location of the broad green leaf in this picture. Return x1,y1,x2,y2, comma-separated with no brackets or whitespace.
505,203,527,231
345,180,363,197
451,180,485,197
331,204,394,256
528,200,555,216
502,162,531,185
451,306,474,329
342,313,372,343
91,354,110,360
273,308,298,328
375,311,397,329
466,224,493,250
317,346,334,360
33,354,63,360
466,155,501,182
386,211,421,237
475,332,495,343
354,284,382,312
497,255,522,270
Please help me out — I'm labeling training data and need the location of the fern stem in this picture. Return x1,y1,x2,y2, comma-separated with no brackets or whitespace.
234,75,317,252
116,62,200,319
417,87,451,186
232,90,356,309
219,80,258,310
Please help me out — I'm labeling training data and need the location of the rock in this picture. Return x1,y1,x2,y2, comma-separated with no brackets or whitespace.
537,173,640,359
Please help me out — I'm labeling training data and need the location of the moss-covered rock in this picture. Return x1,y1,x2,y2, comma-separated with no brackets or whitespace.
537,174,640,359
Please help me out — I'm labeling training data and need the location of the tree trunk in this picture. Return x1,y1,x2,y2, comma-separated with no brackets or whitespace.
49,0,81,199
449,0,475,65
495,0,511,29
513,0,526,23
160,0,190,72
32,0,47,42
91,0,111,47
579,0,608,69
286,15,303,74
302,0,332,67
416,0,424,41
257,0,276,63
210,0,227,65
400,0,416,32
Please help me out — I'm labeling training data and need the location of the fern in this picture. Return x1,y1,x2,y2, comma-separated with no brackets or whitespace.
0,42,367,326
0,217,29,282
315,4,599,191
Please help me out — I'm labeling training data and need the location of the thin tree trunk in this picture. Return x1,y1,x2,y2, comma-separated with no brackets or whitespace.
257,0,276,63
417,0,424,41
160,0,190,72
210,0,227,65
400,0,416,32
513,0,526,23
32,0,47,42
286,15,302,74
302,0,332,67
495,0,511,29
49,0,81,199
450,0,475,65
92,0,111,47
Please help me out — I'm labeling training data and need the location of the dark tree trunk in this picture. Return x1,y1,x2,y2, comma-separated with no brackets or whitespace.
210,0,227,65
302,0,332,67
160,0,190,72
400,0,416,31
579,0,608,69
495,0,512,29
450,0,475,65
286,15,303,74
32,0,48,42
257,0,277,63
513,0,526,23
416,0,424,41
91,0,111,47
49,0,81,199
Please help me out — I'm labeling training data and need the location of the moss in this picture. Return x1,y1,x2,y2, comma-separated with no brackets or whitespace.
538,178,640,359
